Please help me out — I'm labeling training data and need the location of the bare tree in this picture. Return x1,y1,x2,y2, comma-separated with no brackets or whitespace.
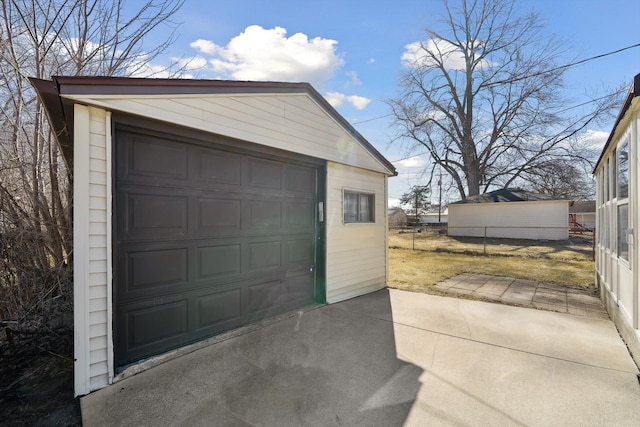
0,0,184,326
523,159,595,200
388,0,619,199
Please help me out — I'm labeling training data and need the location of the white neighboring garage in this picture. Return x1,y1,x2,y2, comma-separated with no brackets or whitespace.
448,188,569,240
32,76,397,396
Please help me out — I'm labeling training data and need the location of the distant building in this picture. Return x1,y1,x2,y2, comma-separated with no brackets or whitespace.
448,188,569,240
569,200,596,230
420,208,448,224
388,208,408,226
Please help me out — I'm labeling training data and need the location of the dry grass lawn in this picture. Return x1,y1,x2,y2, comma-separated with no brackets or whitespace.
388,232,595,294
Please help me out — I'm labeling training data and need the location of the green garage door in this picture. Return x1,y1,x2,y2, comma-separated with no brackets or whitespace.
114,124,322,367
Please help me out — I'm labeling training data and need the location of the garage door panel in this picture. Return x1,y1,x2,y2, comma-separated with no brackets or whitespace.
197,150,242,186
119,133,189,182
128,248,188,290
247,241,282,271
248,158,283,190
198,197,242,230
286,238,314,266
286,165,315,193
118,191,188,240
126,299,189,350
196,289,242,331
248,200,282,229
282,271,315,308
197,244,241,279
286,201,315,227
247,280,284,316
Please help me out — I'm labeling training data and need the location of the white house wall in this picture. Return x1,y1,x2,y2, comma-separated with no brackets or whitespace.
325,162,388,303
61,93,391,176
74,105,112,396
595,96,639,365
448,201,569,240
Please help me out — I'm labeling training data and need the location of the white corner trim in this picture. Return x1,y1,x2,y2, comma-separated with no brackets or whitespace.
73,104,91,396
105,111,114,383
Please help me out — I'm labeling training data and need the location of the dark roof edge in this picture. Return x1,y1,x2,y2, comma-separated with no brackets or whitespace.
450,188,569,204
48,76,397,176
593,73,640,173
52,76,311,95
29,77,74,168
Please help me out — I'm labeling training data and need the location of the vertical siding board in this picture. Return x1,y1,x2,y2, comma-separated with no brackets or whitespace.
75,105,111,395
73,104,91,396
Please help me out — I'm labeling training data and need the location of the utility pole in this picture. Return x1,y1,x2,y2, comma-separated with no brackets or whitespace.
438,172,442,223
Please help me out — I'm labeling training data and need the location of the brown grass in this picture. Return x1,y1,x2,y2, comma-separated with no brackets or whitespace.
389,232,593,261
388,232,595,294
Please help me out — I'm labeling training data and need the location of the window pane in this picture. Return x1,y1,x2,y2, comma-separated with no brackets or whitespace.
604,207,609,250
604,159,609,201
618,140,629,199
618,204,629,261
611,153,617,199
358,194,375,222
344,192,358,223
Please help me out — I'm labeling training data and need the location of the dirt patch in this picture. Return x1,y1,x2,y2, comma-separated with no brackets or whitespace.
0,325,81,426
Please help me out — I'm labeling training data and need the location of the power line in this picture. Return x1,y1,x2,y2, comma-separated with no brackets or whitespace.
351,42,640,125
488,42,640,86
352,114,392,125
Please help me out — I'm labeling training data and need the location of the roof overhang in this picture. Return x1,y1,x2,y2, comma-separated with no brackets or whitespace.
30,76,397,176
593,73,640,173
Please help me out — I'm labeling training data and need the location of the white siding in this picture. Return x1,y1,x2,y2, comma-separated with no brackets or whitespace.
448,201,569,240
62,93,392,176
74,105,112,396
326,162,388,303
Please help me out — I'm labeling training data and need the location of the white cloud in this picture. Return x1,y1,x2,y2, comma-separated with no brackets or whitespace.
579,129,609,150
190,25,344,87
368,58,375,64
345,70,361,87
190,39,218,55
324,92,371,110
402,39,490,71
396,155,428,169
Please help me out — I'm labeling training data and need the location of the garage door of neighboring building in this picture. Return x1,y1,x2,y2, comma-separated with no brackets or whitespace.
114,123,323,367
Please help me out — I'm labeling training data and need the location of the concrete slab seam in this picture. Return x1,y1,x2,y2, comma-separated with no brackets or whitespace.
345,308,639,376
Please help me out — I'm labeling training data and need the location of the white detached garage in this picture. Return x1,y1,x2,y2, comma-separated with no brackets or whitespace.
32,77,396,396
448,188,569,240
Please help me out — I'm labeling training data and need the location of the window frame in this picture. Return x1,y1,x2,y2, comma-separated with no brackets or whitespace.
343,189,375,224
616,137,630,262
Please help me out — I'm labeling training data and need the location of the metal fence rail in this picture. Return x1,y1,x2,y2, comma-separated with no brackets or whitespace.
390,224,594,255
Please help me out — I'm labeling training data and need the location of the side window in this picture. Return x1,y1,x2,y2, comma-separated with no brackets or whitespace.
617,205,629,261
344,191,375,223
617,139,629,199
616,138,630,261
604,159,609,201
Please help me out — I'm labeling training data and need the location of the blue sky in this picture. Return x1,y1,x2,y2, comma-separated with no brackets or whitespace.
143,0,639,206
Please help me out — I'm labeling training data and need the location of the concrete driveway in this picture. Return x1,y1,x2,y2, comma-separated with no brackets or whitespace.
81,289,640,426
